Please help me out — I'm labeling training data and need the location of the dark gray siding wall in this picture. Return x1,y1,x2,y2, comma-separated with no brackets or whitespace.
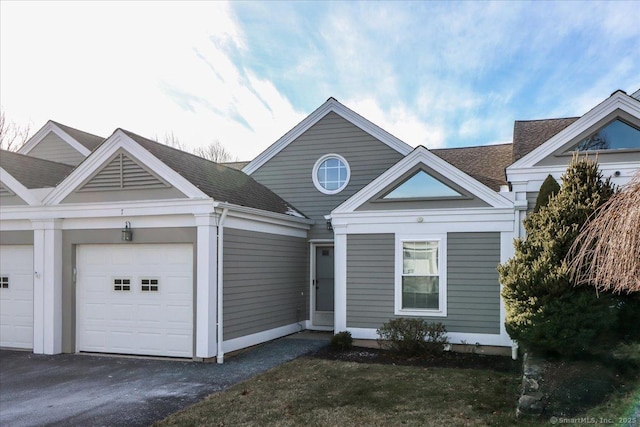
346,232,500,334
346,234,395,325
0,195,28,205
223,228,307,341
29,132,86,165
61,228,197,353
250,112,405,240
526,191,539,212
0,230,34,245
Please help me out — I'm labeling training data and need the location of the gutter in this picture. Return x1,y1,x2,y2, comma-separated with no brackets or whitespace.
216,207,229,364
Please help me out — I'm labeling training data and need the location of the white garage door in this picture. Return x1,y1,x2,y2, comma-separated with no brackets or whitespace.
77,244,193,358
0,245,34,349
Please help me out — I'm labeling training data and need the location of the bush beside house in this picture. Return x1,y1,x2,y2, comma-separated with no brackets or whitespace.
499,156,621,357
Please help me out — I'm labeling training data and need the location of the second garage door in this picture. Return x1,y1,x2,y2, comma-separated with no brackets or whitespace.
77,244,193,358
0,245,34,349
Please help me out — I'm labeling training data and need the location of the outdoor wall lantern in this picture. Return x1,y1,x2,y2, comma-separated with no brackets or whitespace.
326,220,333,231
122,221,133,241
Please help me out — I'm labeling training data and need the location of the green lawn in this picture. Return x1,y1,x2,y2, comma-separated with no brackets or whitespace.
153,356,638,427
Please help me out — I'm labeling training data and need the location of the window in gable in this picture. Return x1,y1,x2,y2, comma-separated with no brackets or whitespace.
570,119,640,152
312,154,351,195
383,170,463,199
395,234,447,317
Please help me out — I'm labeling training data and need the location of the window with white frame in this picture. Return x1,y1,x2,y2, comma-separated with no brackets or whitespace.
395,235,447,316
312,154,351,194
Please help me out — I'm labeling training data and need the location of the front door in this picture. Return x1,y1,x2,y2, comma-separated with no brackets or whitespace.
314,246,334,327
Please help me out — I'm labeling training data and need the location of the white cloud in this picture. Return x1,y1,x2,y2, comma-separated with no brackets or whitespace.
345,97,446,149
0,1,304,161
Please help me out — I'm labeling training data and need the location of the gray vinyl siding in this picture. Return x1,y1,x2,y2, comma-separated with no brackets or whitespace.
0,195,28,205
28,131,86,165
346,234,395,327
526,191,539,212
0,230,34,245
61,228,197,353
250,112,405,239
62,187,186,203
223,228,307,341
346,232,501,334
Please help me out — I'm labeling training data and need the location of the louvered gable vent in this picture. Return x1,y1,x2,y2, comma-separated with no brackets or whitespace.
80,152,169,191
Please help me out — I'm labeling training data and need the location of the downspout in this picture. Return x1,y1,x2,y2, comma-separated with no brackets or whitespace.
216,207,229,364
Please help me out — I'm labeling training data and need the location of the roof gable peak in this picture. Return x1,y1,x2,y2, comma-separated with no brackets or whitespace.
243,97,413,175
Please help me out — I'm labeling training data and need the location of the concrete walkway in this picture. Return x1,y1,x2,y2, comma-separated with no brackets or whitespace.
0,333,328,427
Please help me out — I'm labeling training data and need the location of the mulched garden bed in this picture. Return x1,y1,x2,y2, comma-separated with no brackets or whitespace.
309,345,520,373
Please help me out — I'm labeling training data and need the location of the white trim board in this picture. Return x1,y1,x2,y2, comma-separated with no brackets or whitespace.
242,98,413,175
508,91,640,171
223,322,305,354
332,146,513,213
347,327,513,347
18,121,92,158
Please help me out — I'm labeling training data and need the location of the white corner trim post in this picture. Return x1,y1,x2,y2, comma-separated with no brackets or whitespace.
216,208,228,364
195,213,218,359
31,219,63,354
333,226,347,333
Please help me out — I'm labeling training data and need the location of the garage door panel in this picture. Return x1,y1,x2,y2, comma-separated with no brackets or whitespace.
77,244,193,358
0,245,34,349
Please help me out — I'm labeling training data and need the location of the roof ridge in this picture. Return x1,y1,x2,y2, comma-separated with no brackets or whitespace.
431,142,513,151
50,120,105,139
514,117,579,123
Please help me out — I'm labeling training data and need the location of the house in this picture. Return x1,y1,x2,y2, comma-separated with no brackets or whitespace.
1,89,638,361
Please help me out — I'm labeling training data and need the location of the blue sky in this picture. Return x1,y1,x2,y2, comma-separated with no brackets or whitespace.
1,1,638,160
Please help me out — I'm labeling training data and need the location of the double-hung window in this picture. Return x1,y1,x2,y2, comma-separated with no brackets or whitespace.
395,234,447,317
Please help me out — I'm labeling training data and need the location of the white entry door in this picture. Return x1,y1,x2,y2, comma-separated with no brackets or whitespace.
0,245,34,349
76,244,193,357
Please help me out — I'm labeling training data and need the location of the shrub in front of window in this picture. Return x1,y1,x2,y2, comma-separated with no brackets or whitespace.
329,331,353,351
377,318,449,357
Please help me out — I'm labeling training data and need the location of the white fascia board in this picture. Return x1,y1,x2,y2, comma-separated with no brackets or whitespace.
18,121,91,157
347,328,512,347
0,198,216,221
0,167,41,205
217,202,313,229
508,161,640,191
330,208,515,233
508,92,640,171
43,130,209,205
333,147,512,213
242,98,413,175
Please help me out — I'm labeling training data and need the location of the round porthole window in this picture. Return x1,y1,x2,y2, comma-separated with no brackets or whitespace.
312,154,351,195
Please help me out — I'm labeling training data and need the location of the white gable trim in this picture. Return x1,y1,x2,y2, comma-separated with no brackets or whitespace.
43,130,209,205
508,91,640,171
332,147,512,213
242,98,413,175
18,121,92,157
0,167,41,205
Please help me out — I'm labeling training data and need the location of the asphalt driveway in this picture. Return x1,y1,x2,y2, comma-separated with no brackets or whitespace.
0,333,328,427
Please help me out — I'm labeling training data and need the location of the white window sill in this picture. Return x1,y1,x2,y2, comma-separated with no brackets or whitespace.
395,308,447,317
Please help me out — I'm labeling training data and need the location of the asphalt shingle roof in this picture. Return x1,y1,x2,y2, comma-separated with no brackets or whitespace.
52,121,105,151
431,144,513,191
121,130,306,217
222,161,250,171
0,149,75,189
512,117,579,162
